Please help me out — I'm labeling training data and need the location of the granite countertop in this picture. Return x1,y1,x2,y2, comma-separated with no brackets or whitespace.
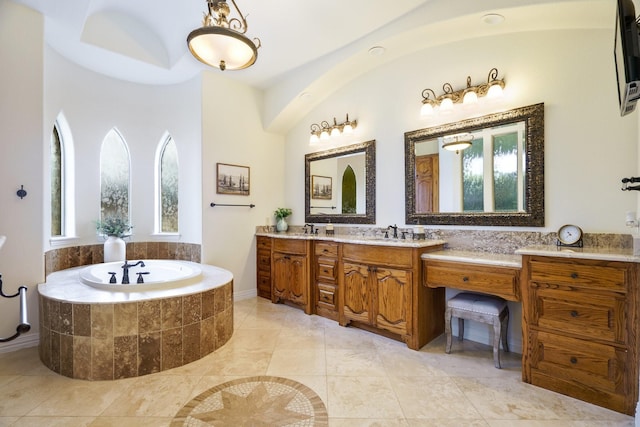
420,249,522,268
255,231,446,248
515,245,640,263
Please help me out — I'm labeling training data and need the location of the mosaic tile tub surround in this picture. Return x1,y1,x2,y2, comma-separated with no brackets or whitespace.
38,241,236,381
38,278,233,380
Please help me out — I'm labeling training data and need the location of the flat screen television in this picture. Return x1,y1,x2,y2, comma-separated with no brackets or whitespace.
615,0,640,116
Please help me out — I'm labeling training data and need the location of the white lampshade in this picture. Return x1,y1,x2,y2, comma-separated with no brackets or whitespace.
440,97,454,113
310,133,320,144
343,123,353,134
463,90,478,105
487,83,504,99
420,102,435,116
320,130,330,140
331,127,341,137
188,27,258,71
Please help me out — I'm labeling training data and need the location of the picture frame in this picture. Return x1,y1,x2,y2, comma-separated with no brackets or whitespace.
311,175,332,199
216,163,250,196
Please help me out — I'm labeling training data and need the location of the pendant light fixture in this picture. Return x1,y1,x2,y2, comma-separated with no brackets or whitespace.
187,0,261,71
442,133,474,153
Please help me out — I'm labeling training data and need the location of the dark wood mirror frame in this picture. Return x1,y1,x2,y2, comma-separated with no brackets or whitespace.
404,103,544,227
305,140,376,224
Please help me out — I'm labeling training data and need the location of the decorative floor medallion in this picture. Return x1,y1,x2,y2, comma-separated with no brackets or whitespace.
172,376,328,426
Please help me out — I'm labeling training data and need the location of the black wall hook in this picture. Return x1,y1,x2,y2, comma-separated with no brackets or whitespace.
621,177,640,191
16,185,27,199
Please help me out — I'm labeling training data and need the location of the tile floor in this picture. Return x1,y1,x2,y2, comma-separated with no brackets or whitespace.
0,297,635,426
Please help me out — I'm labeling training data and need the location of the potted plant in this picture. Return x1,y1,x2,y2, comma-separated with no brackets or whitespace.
96,216,132,262
274,208,292,232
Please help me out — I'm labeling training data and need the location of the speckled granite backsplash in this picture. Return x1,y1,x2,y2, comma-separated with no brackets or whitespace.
257,225,632,254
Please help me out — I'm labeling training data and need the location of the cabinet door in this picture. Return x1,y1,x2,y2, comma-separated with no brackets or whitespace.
343,262,372,324
375,267,412,336
272,252,290,300
288,255,308,306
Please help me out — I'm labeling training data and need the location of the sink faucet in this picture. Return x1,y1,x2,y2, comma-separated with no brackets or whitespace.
304,223,315,234
121,260,145,284
388,224,398,239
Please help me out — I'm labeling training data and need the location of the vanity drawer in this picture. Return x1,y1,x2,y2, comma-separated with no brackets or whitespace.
317,283,337,306
316,258,337,282
530,285,625,344
257,249,271,272
257,271,271,299
257,236,272,251
343,244,412,269
530,330,627,411
424,261,520,301
273,238,308,255
528,258,627,293
315,241,338,258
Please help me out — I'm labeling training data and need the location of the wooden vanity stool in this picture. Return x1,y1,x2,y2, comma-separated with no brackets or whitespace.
445,292,509,368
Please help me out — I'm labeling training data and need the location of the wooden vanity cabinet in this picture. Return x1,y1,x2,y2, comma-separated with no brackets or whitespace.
314,241,340,320
339,243,445,350
256,236,272,299
271,238,312,314
521,255,639,415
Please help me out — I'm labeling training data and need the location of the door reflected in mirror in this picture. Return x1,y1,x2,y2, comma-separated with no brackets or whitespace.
415,121,526,214
305,140,376,224
405,103,544,226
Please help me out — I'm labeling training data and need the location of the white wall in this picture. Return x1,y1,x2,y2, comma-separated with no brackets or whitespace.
0,1,43,350
201,72,285,299
44,48,202,247
283,28,639,351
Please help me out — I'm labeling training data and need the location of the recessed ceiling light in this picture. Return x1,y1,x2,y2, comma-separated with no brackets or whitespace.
482,13,505,25
368,46,386,56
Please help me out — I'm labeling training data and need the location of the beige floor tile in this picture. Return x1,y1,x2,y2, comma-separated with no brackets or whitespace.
407,420,489,426
201,346,272,376
327,376,404,419
0,418,19,427
101,374,200,417
89,416,173,426
326,348,386,377
27,379,131,416
10,417,95,426
0,375,73,416
389,375,481,420
276,327,326,350
330,419,409,426
487,422,635,427
267,348,327,376
278,374,328,406
225,327,281,351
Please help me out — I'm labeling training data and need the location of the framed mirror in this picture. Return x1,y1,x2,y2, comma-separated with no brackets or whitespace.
305,140,376,224
404,103,544,226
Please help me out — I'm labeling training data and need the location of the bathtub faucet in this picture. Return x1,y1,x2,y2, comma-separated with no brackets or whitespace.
121,261,145,284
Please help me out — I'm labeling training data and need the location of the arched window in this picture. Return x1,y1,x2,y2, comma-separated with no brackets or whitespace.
50,112,75,238
100,129,130,222
155,134,179,233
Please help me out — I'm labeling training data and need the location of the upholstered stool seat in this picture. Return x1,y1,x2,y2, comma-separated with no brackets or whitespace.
445,292,509,368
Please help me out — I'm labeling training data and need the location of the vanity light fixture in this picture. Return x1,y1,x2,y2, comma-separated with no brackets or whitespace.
420,68,505,117
187,0,261,71
309,114,357,144
442,133,474,153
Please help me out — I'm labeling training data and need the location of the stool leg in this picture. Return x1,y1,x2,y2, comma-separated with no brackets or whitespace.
501,309,509,353
458,318,464,341
493,317,501,369
445,308,452,353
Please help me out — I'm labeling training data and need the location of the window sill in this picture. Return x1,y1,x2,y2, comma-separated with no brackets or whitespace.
149,233,181,242
49,236,79,247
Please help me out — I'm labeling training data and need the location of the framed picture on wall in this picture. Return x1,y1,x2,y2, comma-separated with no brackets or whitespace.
312,175,332,199
216,163,250,196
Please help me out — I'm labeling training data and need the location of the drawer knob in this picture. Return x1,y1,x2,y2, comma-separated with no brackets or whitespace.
570,272,578,279
570,357,578,364
570,310,579,318
462,276,469,282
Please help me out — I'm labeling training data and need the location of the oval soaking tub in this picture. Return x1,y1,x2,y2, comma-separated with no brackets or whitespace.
38,260,233,381
79,259,203,291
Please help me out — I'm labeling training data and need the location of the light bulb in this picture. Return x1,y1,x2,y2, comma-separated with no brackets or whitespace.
420,103,435,116
331,127,341,137
487,83,504,99
440,97,454,113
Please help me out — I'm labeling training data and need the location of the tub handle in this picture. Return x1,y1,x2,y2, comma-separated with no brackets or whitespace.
137,272,150,284
108,272,117,283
